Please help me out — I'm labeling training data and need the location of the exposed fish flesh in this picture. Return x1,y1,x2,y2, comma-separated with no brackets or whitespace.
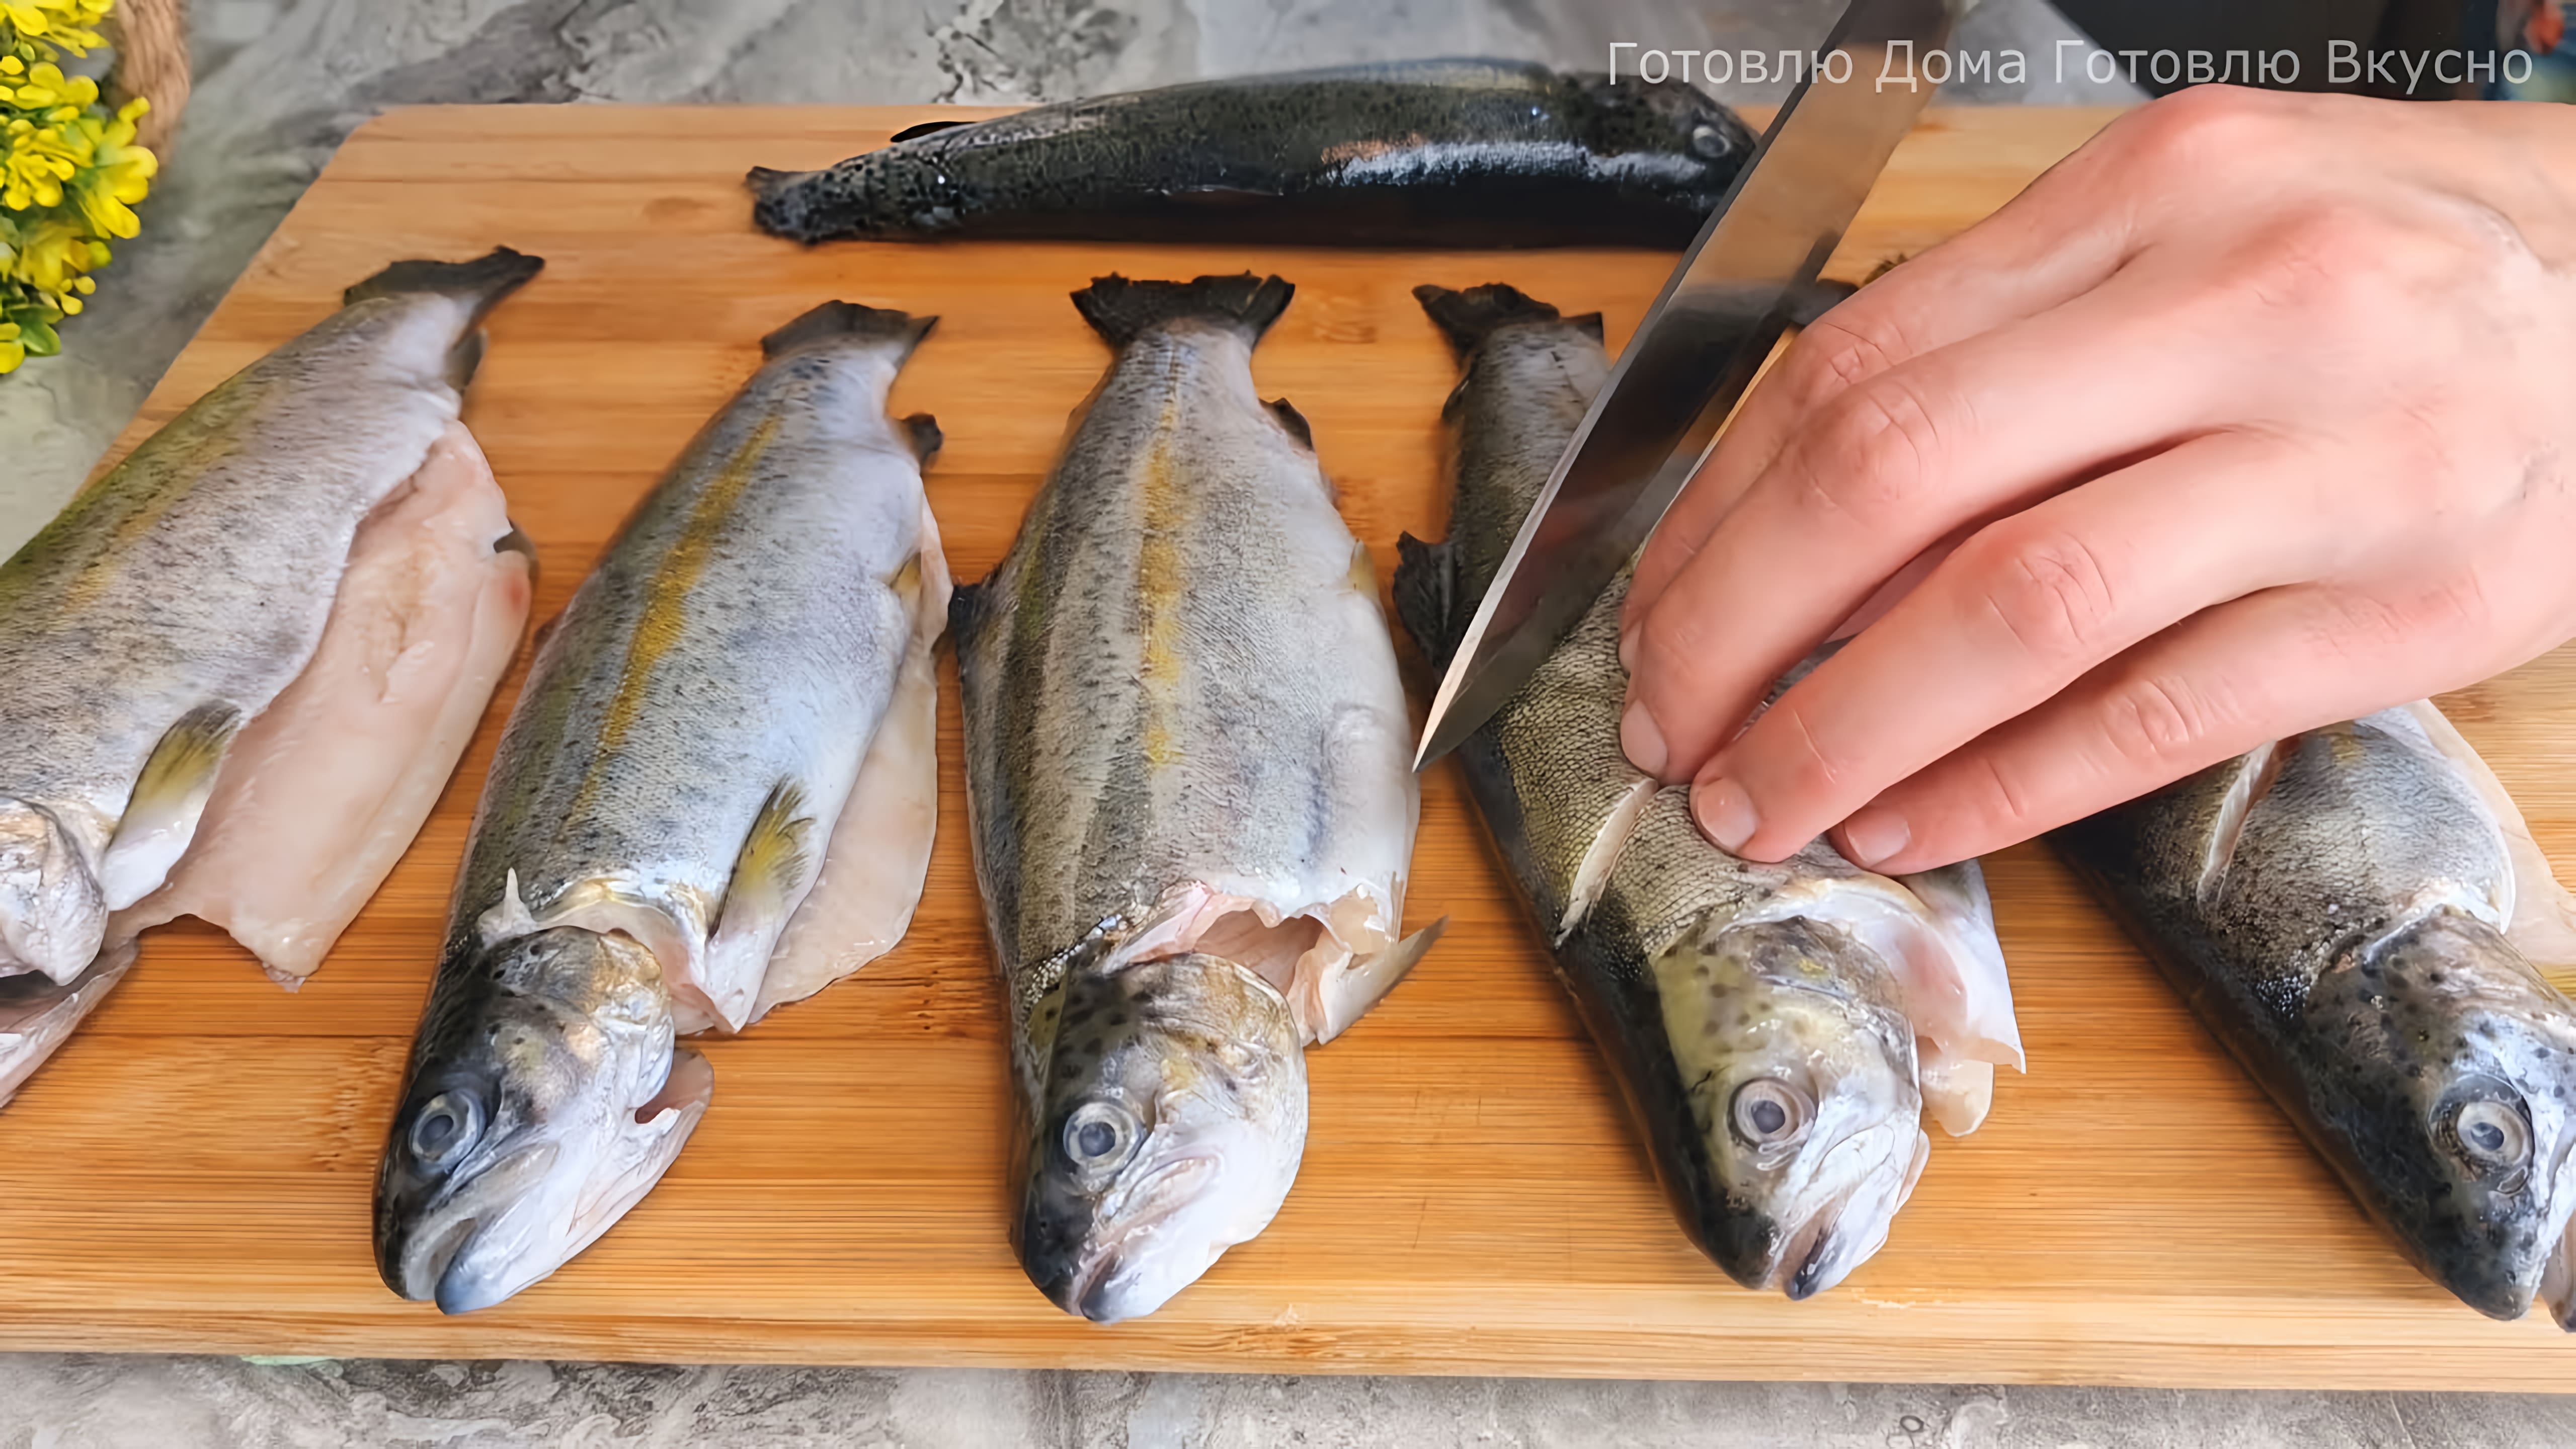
1392,285,2022,1297
111,425,535,985
2056,702,2576,1322
0,250,541,988
952,274,1435,1324
374,301,948,1313
0,251,540,1103
749,60,1755,249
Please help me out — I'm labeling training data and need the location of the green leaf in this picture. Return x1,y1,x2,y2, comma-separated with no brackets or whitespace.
16,313,57,355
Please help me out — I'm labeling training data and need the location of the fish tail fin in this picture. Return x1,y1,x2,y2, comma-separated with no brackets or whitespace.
1391,533,1457,669
1412,283,1565,358
1072,273,1294,348
760,301,937,361
344,248,544,323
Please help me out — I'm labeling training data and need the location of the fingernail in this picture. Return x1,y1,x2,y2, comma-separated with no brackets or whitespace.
1694,776,1759,854
1620,697,1668,777
1838,806,1910,868
1618,622,1638,674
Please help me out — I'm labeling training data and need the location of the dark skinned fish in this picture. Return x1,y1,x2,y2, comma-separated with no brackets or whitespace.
1392,285,2021,1298
374,301,949,1314
748,60,1756,249
952,274,1433,1324
2056,703,2576,1324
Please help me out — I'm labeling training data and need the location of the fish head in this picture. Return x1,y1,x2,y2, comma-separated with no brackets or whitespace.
0,797,103,985
1016,950,1308,1324
1656,915,1924,1300
1570,69,1756,179
373,927,709,1314
2306,907,2576,1320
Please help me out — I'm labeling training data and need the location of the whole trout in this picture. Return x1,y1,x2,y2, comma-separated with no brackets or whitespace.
374,301,948,1314
0,250,541,985
1394,285,2022,1297
953,274,1433,1324
749,60,1755,249
2057,705,2576,1322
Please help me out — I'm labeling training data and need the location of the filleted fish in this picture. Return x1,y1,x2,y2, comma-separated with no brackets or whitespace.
951,273,1437,1324
749,60,1756,249
2057,703,2576,1322
373,301,950,1313
0,250,542,1102
1392,284,2022,1296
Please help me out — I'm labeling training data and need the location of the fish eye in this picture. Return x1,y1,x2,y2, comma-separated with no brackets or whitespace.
407,1089,485,1170
1689,123,1731,159
2449,1098,2533,1173
1062,1101,1141,1177
1730,1078,1813,1149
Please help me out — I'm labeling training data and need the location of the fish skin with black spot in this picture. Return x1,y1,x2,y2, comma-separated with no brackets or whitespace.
2055,714,2576,1322
374,299,942,1314
1395,284,1952,1300
952,274,1421,1324
747,59,1755,249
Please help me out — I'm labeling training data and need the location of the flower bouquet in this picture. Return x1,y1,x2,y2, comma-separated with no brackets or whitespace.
1,0,163,374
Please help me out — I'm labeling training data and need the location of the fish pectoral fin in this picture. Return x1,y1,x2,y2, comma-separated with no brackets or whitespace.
99,702,244,911
700,782,822,1030
1312,918,1448,1045
888,119,972,143
715,782,819,941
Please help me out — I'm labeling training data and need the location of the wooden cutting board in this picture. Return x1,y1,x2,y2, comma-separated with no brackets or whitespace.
10,102,2575,1390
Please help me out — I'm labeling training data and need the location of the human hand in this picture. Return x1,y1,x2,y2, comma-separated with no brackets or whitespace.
1616,86,2576,872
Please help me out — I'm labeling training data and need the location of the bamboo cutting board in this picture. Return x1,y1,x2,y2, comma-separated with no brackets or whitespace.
11,102,2576,1390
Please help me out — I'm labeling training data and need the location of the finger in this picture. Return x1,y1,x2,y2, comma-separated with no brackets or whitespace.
1689,430,2337,860
1623,102,2178,633
1618,261,2241,790
1823,576,2506,873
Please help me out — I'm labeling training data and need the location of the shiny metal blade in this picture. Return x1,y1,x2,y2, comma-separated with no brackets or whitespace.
1413,0,1957,768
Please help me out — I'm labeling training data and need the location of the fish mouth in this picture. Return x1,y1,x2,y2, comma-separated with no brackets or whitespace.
390,1138,561,1310
1045,1154,1224,1325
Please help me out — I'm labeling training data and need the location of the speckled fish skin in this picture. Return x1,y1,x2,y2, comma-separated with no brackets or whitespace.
374,301,941,1314
0,249,542,987
1394,285,1933,1299
2056,712,2576,1321
748,60,1755,249
952,274,1419,1323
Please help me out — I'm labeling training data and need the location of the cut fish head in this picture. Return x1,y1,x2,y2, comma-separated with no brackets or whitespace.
373,927,710,1314
2305,908,2576,1321
1015,950,1308,1324
1649,915,1923,1300
0,797,103,985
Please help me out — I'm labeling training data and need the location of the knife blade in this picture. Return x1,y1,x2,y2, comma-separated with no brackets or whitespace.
1412,0,1958,768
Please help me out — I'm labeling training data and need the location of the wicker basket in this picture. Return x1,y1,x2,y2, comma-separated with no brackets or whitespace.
109,0,188,153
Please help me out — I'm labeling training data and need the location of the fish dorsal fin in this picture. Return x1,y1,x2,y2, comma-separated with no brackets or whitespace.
902,412,943,463
98,702,244,911
1266,397,1313,450
889,119,972,143
1390,533,1458,669
716,782,818,941
947,580,985,645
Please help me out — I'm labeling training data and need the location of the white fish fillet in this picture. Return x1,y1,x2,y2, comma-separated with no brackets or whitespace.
751,504,951,1023
110,423,532,983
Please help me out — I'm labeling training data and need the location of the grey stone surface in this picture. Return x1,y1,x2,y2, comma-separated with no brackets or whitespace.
2,3,2459,1444
0,0,2138,556
6,1357,2576,1447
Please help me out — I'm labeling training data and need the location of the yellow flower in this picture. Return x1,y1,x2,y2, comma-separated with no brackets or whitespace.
1,0,111,56
3,116,86,210
5,62,96,109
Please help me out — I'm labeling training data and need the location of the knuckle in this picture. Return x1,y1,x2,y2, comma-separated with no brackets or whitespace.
1761,696,1855,800
2117,84,2280,179
2097,671,2224,768
1966,526,2121,672
1794,376,1949,523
